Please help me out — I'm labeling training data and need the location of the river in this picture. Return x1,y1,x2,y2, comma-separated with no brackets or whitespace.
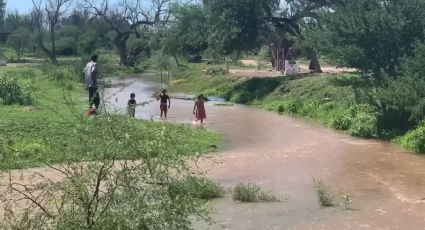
104,76,425,230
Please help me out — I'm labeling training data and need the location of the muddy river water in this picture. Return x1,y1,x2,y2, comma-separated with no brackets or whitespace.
103,76,425,230
2,75,425,229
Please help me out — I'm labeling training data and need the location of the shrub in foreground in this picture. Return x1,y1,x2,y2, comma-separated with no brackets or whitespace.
169,176,225,200
0,71,32,105
313,179,334,207
233,183,279,202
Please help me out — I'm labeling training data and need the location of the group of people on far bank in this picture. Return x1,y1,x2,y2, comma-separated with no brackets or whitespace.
83,54,207,124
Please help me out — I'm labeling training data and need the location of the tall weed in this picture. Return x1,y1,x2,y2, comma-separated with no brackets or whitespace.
0,71,32,105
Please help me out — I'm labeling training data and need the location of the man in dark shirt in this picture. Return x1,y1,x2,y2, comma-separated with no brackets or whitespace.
158,89,171,119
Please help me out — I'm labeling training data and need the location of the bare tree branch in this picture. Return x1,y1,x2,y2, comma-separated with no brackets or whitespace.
82,0,170,66
31,0,73,65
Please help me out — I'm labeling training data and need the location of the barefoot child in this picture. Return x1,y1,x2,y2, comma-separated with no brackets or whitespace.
128,93,137,118
157,89,171,119
193,94,206,124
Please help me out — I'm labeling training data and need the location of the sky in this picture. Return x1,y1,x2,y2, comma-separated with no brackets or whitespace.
5,0,120,14
6,0,34,14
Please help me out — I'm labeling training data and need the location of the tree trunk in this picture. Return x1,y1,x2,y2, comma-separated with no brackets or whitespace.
114,33,129,66
307,48,322,73
269,44,276,68
269,39,292,70
36,36,58,65
173,54,181,66
46,25,58,65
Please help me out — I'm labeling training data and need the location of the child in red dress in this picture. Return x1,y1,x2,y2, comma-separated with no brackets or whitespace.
193,94,206,124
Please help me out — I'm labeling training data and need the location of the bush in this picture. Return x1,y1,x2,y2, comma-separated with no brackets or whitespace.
278,105,284,113
169,176,225,200
328,110,352,130
0,71,32,105
313,179,334,207
348,104,378,137
1,112,220,229
233,183,278,202
56,36,78,56
328,104,378,137
232,92,249,104
396,123,425,153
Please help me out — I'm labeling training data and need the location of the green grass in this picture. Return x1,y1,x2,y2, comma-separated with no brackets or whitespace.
0,66,220,170
232,183,279,202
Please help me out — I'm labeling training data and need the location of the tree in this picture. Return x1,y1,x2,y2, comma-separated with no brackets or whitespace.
264,0,341,73
316,0,425,76
83,0,171,66
31,0,73,65
0,0,5,32
160,3,208,64
6,28,31,60
203,0,273,61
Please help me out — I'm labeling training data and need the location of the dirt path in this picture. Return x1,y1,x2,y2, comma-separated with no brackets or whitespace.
3,77,425,229
228,60,356,78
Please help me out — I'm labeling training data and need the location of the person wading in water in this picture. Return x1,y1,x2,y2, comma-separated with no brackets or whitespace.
193,94,206,125
157,89,171,119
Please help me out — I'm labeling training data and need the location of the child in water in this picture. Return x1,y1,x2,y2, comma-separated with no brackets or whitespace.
128,93,137,118
193,94,206,124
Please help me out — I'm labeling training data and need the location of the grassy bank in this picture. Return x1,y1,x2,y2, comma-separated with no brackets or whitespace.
170,62,425,153
0,65,220,170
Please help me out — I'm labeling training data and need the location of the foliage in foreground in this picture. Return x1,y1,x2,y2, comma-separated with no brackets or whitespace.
1,110,218,229
0,63,223,229
232,183,279,202
0,70,33,105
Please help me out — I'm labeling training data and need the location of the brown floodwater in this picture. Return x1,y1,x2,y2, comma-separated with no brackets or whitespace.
2,75,425,229
105,77,425,229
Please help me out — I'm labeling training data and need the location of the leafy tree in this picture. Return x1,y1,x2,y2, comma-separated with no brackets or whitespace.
0,0,5,31
256,46,272,70
265,0,341,72
161,3,208,63
203,0,273,60
202,0,337,69
6,28,31,60
317,0,425,75
56,36,77,55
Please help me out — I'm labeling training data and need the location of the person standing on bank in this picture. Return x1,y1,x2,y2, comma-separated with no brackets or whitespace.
84,54,99,109
157,89,171,119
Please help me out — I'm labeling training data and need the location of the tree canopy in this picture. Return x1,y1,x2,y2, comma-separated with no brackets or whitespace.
316,0,425,75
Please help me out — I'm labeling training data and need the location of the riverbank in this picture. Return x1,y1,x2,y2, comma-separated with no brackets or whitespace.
170,62,425,153
0,65,220,170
